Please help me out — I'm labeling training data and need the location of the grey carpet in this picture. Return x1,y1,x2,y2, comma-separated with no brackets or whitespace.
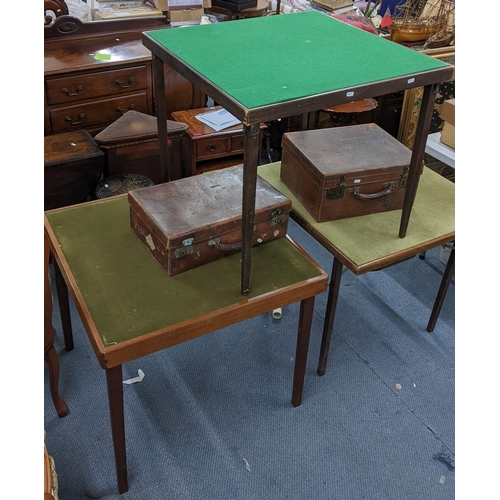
44,218,454,499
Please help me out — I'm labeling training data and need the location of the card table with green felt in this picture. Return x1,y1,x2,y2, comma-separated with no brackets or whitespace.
257,162,455,375
142,10,454,295
44,195,328,494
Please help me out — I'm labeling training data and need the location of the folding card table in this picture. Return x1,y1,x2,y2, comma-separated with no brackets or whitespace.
258,162,455,375
142,11,454,295
44,196,327,494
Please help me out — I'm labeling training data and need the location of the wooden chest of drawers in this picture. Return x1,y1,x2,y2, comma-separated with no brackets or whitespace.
44,17,206,137
44,42,153,136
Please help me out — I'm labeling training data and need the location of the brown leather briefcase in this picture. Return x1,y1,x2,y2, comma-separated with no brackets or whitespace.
128,165,291,276
280,124,413,222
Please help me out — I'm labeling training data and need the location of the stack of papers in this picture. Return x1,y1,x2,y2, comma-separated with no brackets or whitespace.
195,108,241,132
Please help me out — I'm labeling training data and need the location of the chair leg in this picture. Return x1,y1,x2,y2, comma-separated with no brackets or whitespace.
427,246,455,332
44,340,69,418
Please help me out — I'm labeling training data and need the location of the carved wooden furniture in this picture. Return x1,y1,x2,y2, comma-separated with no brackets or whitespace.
44,129,104,210
44,0,69,25
171,106,267,176
258,162,455,375
45,230,69,418
45,195,328,494
94,110,188,183
44,16,205,137
143,11,453,295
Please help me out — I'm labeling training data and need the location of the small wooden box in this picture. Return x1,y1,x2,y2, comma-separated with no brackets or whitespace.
128,165,291,276
280,124,413,222
94,110,188,184
439,99,455,149
44,130,104,211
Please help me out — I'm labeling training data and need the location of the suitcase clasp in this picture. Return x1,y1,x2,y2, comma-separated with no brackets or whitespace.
326,175,347,200
399,167,409,187
175,238,195,258
270,209,285,226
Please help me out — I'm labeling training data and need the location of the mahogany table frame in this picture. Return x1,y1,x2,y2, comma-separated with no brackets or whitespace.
44,196,327,495
142,13,454,296
258,163,455,376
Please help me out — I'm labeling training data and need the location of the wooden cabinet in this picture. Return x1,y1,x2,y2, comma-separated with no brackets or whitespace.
171,107,267,176
44,16,205,136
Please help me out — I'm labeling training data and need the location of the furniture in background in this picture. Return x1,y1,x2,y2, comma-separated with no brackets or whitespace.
45,195,328,494
258,162,455,374
45,230,69,419
44,130,104,211
207,0,269,19
312,98,378,129
425,131,455,169
170,106,267,176
44,16,205,137
94,110,188,183
143,11,453,295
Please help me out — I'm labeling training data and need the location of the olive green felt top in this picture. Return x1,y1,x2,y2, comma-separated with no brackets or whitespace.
145,10,450,109
258,163,455,271
45,196,323,346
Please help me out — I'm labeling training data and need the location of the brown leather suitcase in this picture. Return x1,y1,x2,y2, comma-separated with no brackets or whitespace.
128,165,291,276
280,124,413,222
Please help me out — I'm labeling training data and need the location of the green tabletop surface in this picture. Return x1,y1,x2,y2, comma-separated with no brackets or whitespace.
45,196,323,346
258,163,455,272
145,10,450,109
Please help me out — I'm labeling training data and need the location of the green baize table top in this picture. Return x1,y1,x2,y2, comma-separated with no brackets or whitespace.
145,10,451,110
258,163,455,272
45,196,323,347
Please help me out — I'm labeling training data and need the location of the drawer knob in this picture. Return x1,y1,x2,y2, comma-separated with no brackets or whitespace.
116,104,135,115
115,77,135,89
207,144,218,152
62,85,83,96
64,113,86,125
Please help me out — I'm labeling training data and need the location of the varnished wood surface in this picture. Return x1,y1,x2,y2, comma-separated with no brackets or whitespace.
171,106,266,139
45,35,151,76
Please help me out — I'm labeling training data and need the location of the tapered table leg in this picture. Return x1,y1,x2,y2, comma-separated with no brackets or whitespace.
106,365,128,494
427,246,455,333
53,259,74,351
317,258,343,376
292,296,315,408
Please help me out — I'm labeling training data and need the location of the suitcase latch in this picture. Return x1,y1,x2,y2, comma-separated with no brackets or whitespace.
399,167,409,187
175,238,194,258
270,209,285,226
326,175,347,200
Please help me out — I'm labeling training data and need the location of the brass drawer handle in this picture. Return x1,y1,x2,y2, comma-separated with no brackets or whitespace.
64,113,86,125
62,85,83,96
207,144,218,152
116,104,135,115
115,77,135,88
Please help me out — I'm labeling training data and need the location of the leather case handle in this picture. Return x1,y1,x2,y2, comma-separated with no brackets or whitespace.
352,182,395,200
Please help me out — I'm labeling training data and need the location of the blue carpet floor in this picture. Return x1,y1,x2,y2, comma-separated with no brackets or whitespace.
44,218,455,499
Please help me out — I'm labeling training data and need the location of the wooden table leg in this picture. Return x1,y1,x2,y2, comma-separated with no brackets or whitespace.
291,296,315,408
106,365,128,494
399,82,438,238
53,258,74,351
427,245,455,333
241,123,261,295
317,258,343,376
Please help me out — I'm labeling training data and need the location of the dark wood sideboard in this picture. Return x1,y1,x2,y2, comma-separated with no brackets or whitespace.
44,16,206,136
